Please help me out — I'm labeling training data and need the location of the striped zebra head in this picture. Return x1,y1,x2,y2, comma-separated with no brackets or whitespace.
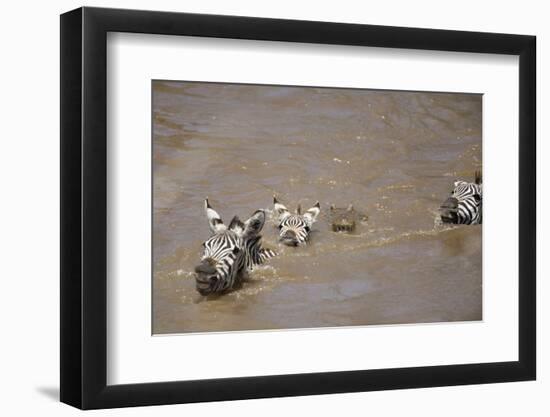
272,197,320,246
440,171,482,225
194,199,275,296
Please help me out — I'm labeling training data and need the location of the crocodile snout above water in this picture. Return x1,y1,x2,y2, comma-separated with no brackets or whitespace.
328,204,368,233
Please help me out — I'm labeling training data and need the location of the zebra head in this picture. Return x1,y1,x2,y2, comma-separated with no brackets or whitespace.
440,171,482,225
194,199,274,296
272,197,320,246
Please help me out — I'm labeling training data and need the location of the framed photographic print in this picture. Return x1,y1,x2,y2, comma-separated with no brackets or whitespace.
60,6,536,409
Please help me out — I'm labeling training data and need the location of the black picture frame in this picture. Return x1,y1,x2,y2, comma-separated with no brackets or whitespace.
60,6,536,410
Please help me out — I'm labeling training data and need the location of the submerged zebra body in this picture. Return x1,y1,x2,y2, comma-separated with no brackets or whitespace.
194,199,276,296
272,197,320,246
440,171,482,225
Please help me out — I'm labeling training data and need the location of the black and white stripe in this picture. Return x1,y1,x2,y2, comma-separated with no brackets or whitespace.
440,172,482,225
244,235,277,269
273,197,320,246
194,199,276,295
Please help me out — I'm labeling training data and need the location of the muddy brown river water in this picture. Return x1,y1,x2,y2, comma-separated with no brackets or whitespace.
152,81,482,334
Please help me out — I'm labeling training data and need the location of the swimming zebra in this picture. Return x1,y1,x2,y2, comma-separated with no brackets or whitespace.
439,171,482,225
194,199,277,296
272,197,320,246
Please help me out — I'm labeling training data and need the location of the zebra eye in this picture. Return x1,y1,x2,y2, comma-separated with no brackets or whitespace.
304,226,310,233
232,247,240,255
278,224,283,230
202,242,206,247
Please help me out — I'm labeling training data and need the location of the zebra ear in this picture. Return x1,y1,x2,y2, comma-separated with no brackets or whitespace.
204,198,226,234
303,202,321,225
474,170,482,185
228,215,245,235
243,210,266,237
273,197,290,221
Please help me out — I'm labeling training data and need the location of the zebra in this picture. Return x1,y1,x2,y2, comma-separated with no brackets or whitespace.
439,171,482,225
272,197,320,246
194,198,277,296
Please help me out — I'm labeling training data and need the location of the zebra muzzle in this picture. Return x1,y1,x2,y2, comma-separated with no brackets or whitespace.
440,197,459,224
280,230,299,246
194,259,217,275
194,260,220,295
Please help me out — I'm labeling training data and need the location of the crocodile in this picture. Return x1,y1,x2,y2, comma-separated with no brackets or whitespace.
328,204,368,232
